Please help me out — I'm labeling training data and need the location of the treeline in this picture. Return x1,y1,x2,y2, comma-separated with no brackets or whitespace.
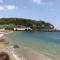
0,18,54,31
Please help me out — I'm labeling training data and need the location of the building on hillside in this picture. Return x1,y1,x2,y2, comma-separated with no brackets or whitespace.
40,29,54,32
14,27,32,31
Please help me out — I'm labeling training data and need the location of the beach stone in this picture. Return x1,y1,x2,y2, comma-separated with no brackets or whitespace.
0,52,9,60
9,45,19,48
13,45,19,48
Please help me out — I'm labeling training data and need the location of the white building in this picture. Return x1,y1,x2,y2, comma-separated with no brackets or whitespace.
14,28,32,31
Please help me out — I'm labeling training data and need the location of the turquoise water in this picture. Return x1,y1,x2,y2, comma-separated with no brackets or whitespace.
4,32,60,60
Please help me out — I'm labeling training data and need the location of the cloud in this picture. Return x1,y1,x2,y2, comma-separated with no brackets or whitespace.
32,0,53,5
32,0,41,4
5,5,17,10
0,0,17,11
0,5,17,11
0,6,4,10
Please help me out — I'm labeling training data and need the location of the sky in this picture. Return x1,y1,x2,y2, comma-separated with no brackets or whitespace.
0,0,60,29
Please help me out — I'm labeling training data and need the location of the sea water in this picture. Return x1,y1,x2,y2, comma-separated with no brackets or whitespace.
4,32,60,60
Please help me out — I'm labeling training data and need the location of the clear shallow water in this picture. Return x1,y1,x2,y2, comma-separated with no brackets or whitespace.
4,32,60,60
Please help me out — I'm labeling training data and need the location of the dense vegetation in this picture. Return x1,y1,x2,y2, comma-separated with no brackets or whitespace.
0,18,54,31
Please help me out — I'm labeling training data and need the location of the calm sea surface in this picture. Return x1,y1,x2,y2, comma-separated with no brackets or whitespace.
4,32,60,60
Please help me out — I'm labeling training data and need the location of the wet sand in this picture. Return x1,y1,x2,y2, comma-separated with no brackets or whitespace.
0,33,55,60
8,39,53,60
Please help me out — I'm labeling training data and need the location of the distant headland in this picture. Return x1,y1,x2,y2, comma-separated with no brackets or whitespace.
0,18,59,32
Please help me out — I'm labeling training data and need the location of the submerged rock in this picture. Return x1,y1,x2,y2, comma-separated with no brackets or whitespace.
13,45,19,48
8,45,19,48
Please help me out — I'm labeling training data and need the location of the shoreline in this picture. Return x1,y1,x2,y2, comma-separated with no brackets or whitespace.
0,31,56,60
0,31,14,38
0,31,26,60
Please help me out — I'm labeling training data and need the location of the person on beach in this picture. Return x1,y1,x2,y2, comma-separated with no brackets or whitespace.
0,52,9,60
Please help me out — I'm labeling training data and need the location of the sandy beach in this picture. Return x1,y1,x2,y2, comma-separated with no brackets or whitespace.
0,32,26,60
0,32,55,60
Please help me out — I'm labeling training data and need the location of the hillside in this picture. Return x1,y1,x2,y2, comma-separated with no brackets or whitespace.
0,18,55,32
